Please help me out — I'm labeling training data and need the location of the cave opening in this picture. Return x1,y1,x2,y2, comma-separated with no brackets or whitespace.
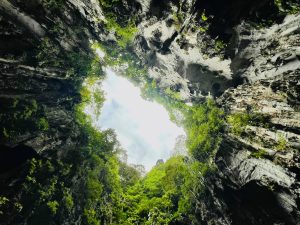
84,68,186,172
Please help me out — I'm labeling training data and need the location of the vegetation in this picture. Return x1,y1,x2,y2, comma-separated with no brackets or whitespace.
91,42,148,83
227,113,251,136
185,100,224,162
98,0,138,48
72,43,226,224
37,118,49,131
214,39,226,52
36,37,94,78
1,31,226,224
106,16,138,48
274,0,300,14
0,98,50,142
276,134,288,151
227,112,270,136
119,156,205,225
250,149,269,159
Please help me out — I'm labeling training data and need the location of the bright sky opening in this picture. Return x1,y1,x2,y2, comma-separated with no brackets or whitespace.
96,68,186,171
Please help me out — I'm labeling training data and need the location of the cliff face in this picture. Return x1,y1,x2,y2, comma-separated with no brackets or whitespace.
0,0,106,163
0,1,106,223
0,0,299,224
134,3,300,223
213,15,300,225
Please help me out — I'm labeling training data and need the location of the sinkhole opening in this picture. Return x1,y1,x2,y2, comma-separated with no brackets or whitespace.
85,68,186,171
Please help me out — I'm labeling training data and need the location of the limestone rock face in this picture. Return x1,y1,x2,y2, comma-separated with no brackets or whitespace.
209,14,300,225
230,14,300,85
0,0,105,158
134,0,233,101
0,0,299,224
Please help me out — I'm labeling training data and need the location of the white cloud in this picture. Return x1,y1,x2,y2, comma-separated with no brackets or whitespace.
92,68,186,171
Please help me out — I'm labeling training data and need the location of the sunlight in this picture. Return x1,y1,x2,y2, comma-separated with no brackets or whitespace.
97,68,186,171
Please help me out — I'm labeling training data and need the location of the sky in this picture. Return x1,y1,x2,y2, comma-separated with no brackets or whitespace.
95,68,186,171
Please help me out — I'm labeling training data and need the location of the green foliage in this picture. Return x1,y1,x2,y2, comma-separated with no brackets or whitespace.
83,209,100,225
250,149,269,159
92,42,147,83
98,0,138,48
201,12,208,21
80,86,92,103
227,113,250,135
274,0,300,14
276,134,288,151
120,156,203,225
227,112,270,136
185,99,224,162
72,41,225,224
47,201,59,215
0,197,9,215
215,39,226,52
37,38,94,78
119,162,142,191
0,98,49,141
63,191,74,210
106,16,138,48
37,118,49,131
99,0,121,8
3,35,228,224
165,87,182,101
75,71,124,224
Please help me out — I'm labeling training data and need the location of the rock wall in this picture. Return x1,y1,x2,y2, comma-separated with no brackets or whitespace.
212,14,300,225
0,0,299,224
0,0,106,165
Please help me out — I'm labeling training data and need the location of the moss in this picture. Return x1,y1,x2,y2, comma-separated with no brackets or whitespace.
99,0,138,48
172,1,184,31
227,113,250,136
227,112,271,136
63,192,74,210
37,118,49,131
276,134,288,151
250,149,268,159
47,201,59,215
105,15,138,48
201,12,208,21
215,39,226,52
165,88,182,101
199,27,208,32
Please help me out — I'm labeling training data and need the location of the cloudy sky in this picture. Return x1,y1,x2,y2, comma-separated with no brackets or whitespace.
96,69,185,171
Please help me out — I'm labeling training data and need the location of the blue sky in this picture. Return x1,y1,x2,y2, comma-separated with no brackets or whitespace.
96,69,186,171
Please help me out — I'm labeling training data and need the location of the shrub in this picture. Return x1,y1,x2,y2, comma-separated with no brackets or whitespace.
185,99,224,162
276,134,288,151
227,113,250,136
37,117,49,131
250,149,268,159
